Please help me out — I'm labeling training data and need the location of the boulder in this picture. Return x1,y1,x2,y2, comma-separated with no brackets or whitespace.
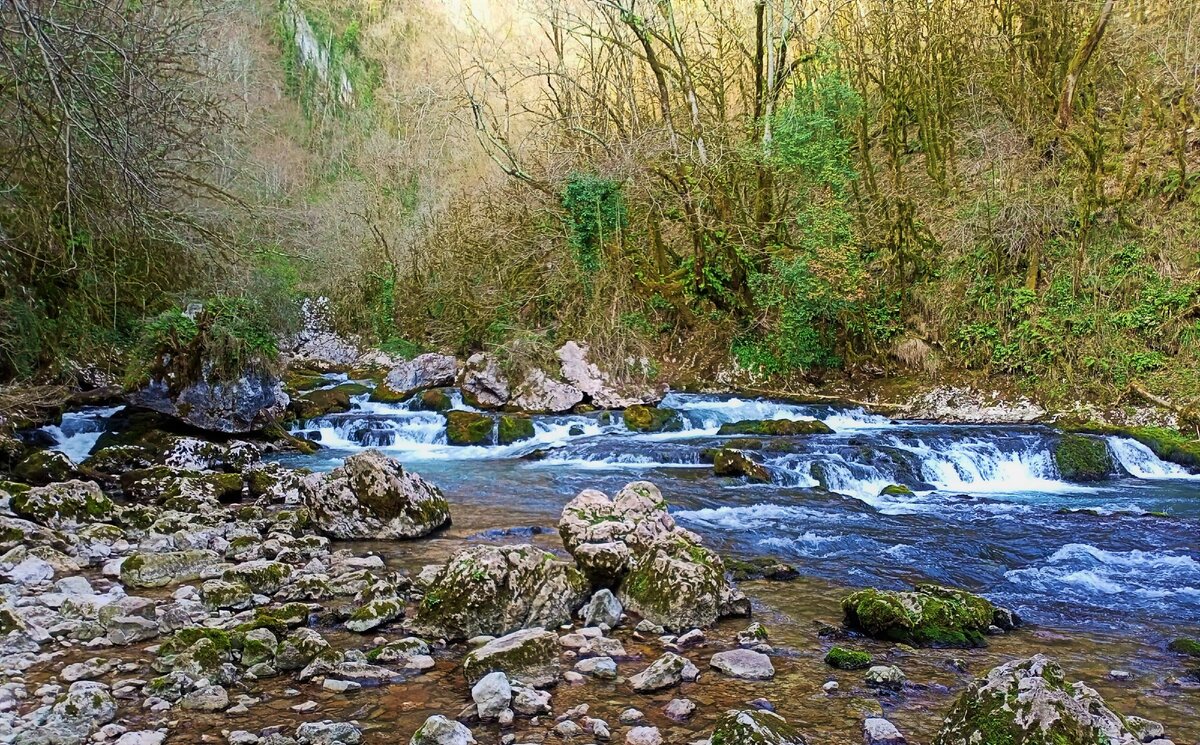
933,655,1142,745
711,449,771,483
557,481,677,586
622,405,682,433
10,480,115,527
864,718,906,745
511,369,584,413
290,384,363,420
303,450,451,540
119,549,222,588
413,389,453,411
620,531,733,632
13,449,76,485
444,411,494,446
556,341,662,409
581,588,623,628
128,370,288,434
842,584,1001,647
865,665,906,690
409,716,476,745
709,709,808,745
471,671,512,719
373,354,458,402
19,681,118,744
460,353,509,409
717,419,833,436
824,646,872,670
497,415,535,445
295,721,363,745
413,544,589,640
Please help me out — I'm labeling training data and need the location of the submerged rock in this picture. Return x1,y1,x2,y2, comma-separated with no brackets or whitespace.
711,448,771,483
841,584,1002,647
413,544,589,640
709,709,808,745
717,419,833,436
824,646,872,670
303,450,451,540
710,649,775,680
933,655,1143,745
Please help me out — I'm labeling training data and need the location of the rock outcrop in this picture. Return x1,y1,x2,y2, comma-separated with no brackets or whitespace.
511,369,584,413
303,450,451,540
413,544,589,640
556,341,662,409
933,655,1144,745
373,354,458,402
128,371,288,434
460,353,509,409
558,481,748,631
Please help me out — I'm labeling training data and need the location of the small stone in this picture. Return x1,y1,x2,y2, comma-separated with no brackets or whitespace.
626,727,663,745
709,649,775,680
1108,670,1131,681
619,708,644,724
663,698,696,721
865,665,905,691
322,679,361,693
292,700,319,712
471,672,512,720
863,717,906,745
822,681,839,693
574,656,617,680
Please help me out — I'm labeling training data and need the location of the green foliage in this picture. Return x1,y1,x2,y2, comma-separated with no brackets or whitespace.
561,174,626,275
126,296,282,388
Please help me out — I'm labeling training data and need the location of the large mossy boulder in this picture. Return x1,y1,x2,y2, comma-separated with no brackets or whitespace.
413,544,589,640
1054,434,1113,481
933,655,1142,745
841,584,1000,648
460,352,510,409
622,405,682,433
497,415,535,445
717,419,833,436
289,383,367,420
13,449,76,485
461,627,560,688
558,481,748,631
303,450,450,540
710,710,809,745
10,480,115,528
120,549,223,588
444,411,494,446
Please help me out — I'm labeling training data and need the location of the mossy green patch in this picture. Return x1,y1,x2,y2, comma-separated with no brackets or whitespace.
1054,434,1113,481
623,405,683,432
824,646,873,670
444,411,493,446
718,419,833,436
842,584,994,648
497,414,535,445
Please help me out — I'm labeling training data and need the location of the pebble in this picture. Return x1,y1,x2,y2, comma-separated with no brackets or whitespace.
1109,670,1131,681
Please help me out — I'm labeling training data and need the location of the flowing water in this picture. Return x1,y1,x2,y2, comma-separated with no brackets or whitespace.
36,387,1200,741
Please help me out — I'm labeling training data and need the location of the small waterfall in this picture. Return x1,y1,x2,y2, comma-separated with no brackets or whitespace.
37,406,125,463
657,392,892,436
1107,437,1197,480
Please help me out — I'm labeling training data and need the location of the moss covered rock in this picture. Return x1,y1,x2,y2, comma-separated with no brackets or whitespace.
824,646,872,670
222,560,292,595
711,449,771,483
444,411,494,446
413,543,589,640
120,549,223,588
462,627,559,687
878,484,914,496
1062,422,1200,471
623,405,683,433
718,419,833,436
413,388,453,411
13,449,76,485
283,368,327,394
710,709,808,745
933,655,1141,745
1054,434,1113,482
841,584,998,648
303,449,451,540
619,531,735,632
1168,637,1200,657
11,480,115,527
289,383,363,420
498,414,535,445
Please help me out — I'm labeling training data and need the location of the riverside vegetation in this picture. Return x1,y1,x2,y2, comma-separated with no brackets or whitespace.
1,0,1200,744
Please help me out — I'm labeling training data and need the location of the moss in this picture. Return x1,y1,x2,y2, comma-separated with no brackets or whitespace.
824,646,873,670
712,449,771,483
623,405,683,432
283,369,326,393
290,386,352,419
1168,638,1200,657
1054,434,1113,481
413,388,453,411
842,585,994,648
159,627,236,658
718,418,833,436
368,383,410,403
14,450,74,484
1060,422,1200,470
879,484,914,496
444,411,493,446
236,603,310,636
497,414,536,445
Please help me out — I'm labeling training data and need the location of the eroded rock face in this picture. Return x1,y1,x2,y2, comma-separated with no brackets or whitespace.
284,297,362,368
460,353,509,409
842,584,1004,648
378,354,458,400
413,544,589,640
128,371,288,434
556,341,661,409
303,450,451,540
933,655,1142,745
709,709,808,745
511,369,584,414
559,481,745,631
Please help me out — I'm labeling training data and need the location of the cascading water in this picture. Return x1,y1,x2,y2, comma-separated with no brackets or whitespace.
35,405,125,463
1107,436,1199,480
